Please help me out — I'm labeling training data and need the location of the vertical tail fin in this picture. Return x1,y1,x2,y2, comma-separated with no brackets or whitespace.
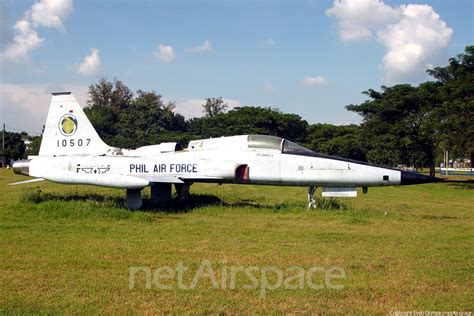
39,92,113,156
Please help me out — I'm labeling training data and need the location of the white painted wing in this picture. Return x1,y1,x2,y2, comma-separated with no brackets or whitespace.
146,175,185,184
147,175,225,184
178,175,225,182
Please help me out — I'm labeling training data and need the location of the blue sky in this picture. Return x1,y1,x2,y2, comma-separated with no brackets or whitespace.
0,0,472,135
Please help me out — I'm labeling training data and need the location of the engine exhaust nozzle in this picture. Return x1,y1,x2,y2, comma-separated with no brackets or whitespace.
12,159,31,176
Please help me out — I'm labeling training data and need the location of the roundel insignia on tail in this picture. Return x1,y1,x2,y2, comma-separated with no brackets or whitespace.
59,114,78,136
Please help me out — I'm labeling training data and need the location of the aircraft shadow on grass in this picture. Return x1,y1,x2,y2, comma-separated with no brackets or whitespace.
22,190,126,208
21,190,290,213
446,181,474,190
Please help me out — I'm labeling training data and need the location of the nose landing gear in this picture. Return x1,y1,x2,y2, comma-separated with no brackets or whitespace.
308,186,317,209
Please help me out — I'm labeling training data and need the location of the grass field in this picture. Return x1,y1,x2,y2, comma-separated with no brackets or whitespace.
0,168,473,314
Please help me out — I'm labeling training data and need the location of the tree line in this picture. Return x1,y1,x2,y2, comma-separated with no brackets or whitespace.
2,46,473,176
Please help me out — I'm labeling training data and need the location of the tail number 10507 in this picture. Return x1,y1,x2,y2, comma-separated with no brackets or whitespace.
57,139,91,147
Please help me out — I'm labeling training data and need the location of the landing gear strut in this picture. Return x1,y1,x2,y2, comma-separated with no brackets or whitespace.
126,183,192,210
308,186,317,209
151,183,172,203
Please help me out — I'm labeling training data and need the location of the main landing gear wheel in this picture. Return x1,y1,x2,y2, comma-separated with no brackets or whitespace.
174,183,190,201
126,188,143,210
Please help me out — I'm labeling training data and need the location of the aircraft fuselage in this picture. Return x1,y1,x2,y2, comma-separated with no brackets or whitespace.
24,147,401,189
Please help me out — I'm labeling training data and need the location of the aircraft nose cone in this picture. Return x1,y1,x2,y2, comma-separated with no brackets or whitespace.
400,170,442,185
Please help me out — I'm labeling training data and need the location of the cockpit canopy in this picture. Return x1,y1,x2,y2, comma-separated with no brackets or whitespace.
247,135,315,155
247,135,282,150
188,134,316,156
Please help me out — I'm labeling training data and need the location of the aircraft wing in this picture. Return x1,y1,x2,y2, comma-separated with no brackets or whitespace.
146,175,185,184
178,175,226,182
146,175,225,184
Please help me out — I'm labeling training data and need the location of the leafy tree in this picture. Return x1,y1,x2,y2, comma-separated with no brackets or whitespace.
116,90,184,147
306,124,366,161
427,45,474,166
170,113,186,132
24,136,42,157
1,132,25,165
87,77,133,110
189,106,308,142
84,77,133,143
346,83,443,175
202,97,228,117
84,104,119,143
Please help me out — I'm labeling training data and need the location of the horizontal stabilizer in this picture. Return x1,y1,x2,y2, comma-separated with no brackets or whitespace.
9,178,45,186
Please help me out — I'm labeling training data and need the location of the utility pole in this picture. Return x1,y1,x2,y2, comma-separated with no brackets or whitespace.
443,149,449,177
2,123,5,168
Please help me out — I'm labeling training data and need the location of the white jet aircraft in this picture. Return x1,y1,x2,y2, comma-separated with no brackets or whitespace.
12,92,441,209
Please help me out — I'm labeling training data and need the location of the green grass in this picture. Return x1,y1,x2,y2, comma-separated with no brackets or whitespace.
0,169,473,314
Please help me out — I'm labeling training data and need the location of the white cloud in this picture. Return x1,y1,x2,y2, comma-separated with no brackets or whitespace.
326,0,453,83
0,83,88,133
74,48,101,76
2,20,44,62
326,0,400,41
302,76,326,87
1,0,73,62
263,83,274,92
175,98,240,119
263,37,275,46
29,0,73,31
378,4,453,83
154,44,176,63
185,40,212,53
